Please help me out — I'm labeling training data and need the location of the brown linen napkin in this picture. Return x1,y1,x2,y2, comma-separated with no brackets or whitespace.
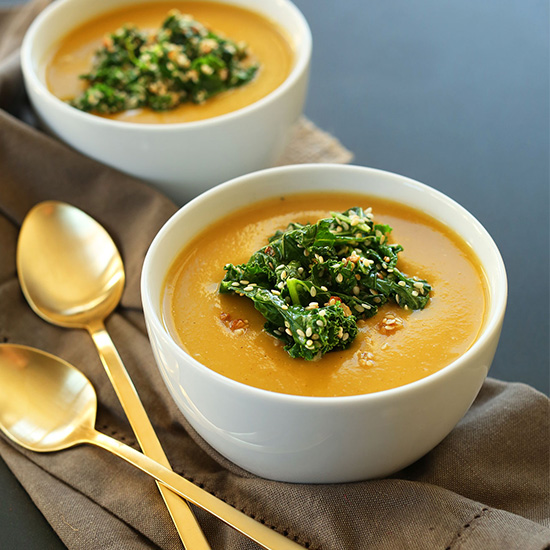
0,2,549,549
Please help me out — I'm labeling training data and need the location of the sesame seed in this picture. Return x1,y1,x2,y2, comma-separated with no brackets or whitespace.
296,329,305,338
281,270,287,279
310,287,317,297
374,297,382,303
312,334,319,340
414,282,424,289
304,250,310,257
321,286,328,291
240,280,249,285
316,319,325,326
412,290,419,297
306,327,313,337
361,303,371,309
277,282,285,289
343,333,349,341
336,273,344,283
306,339,313,346
353,286,360,295
284,321,290,328
243,285,254,291
319,310,326,317
298,267,304,274
271,289,281,295
231,282,240,286
354,304,365,313
398,281,406,287
281,305,288,310
395,294,400,303
273,330,282,336
285,328,293,336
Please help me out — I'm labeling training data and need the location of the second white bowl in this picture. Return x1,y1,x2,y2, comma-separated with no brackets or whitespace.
21,0,311,204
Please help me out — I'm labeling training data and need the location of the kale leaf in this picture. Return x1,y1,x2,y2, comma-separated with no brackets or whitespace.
220,207,432,360
70,10,259,114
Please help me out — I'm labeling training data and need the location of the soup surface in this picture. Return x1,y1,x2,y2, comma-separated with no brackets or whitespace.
46,1,294,123
163,193,488,397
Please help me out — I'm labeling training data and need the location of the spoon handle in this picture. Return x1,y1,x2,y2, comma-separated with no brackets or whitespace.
88,428,303,550
88,321,210,550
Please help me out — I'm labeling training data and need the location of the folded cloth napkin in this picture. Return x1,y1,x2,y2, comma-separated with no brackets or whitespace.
0,2,549,549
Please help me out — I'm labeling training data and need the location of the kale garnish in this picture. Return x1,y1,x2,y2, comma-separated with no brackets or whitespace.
220,207,432,361
70,10,259,114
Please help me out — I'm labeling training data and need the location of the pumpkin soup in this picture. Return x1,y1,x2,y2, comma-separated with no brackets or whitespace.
46,1,294,123
163,193,488,397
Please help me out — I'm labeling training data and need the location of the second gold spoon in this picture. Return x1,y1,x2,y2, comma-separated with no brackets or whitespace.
0,343,303,550
16,200,209,549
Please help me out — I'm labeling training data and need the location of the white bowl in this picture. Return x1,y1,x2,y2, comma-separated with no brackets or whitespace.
21,0,311,204
141,164,507,483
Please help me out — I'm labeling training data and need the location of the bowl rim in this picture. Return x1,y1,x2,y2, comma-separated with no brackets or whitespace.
20,0,312,132
142,163,508,405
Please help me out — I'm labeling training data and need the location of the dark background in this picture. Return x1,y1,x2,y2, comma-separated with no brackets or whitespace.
0,0,548,547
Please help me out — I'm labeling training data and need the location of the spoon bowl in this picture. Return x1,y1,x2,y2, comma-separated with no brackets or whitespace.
17,201,124,328
0,344,96,452
0,343,302,550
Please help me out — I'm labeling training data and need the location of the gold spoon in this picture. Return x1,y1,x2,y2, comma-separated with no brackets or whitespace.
16,201,209,549
0,344,302,550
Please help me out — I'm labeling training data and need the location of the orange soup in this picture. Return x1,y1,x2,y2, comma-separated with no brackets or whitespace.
45,1,294,123
163,193,488,397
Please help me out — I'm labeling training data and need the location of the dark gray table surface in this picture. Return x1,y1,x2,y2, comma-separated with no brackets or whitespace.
1,0,548,548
